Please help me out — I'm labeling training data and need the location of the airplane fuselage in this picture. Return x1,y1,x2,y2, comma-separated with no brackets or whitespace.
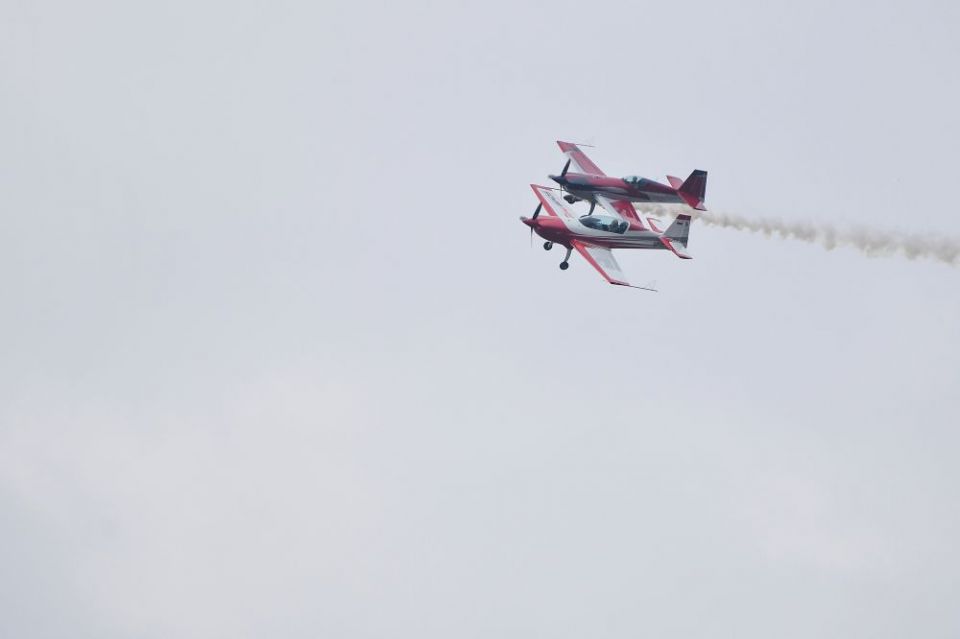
522,215,668,251
550,172,687,206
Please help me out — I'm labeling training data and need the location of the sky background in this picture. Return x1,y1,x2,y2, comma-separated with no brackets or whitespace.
2,1,960,637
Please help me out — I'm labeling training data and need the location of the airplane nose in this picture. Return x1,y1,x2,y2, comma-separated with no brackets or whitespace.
520,215,537,228
548,174,564,184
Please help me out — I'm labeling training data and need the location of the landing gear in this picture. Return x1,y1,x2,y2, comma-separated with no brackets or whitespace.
559,246,573,271
543,241,553,251
588,200,596,215
563,194,580,204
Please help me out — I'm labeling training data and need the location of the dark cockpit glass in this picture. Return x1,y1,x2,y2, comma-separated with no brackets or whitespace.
623,175,641,186
580,215,628,234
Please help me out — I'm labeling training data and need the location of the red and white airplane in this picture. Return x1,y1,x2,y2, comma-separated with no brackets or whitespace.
549,141,707,213
520,142,707,290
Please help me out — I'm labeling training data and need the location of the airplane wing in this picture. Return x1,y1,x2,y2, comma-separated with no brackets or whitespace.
557,141,605,176
571,240,657,291
594,194,647,229
530,184,579,222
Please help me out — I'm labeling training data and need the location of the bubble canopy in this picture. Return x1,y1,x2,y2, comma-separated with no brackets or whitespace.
579,215,628,234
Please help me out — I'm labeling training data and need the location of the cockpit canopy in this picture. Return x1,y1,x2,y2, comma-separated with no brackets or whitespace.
580,215,629,234
623,175,643,186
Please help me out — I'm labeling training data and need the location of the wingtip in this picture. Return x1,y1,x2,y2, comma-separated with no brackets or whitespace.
611,280,658,292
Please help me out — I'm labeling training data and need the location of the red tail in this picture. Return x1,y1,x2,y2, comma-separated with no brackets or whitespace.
677,169,707,210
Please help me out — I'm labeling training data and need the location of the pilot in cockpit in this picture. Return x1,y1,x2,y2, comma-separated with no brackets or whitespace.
580,215,628,234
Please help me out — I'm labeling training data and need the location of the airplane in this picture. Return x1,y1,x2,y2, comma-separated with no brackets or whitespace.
549,140,707,214
519,183,697,291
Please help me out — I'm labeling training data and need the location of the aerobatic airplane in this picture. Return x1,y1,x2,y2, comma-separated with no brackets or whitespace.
520,142,707,290
520,185,694,290
549,140,707,214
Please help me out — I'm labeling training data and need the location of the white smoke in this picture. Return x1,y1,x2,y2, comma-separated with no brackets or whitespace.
636,204,960,266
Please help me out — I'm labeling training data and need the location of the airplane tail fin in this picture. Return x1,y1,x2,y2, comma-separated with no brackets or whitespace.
660,212,693,259
677,169,707,210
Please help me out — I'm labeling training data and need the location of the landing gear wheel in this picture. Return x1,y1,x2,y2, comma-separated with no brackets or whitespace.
543,241,553,251
559,261,569,270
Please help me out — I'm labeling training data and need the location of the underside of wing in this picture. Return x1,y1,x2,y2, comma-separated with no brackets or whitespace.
660,236,693,259
572,241,656,291
530,184,578,221
557,141,605,176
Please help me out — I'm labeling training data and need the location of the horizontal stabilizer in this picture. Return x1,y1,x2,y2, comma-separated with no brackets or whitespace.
666,175,684,189
660,236,693,259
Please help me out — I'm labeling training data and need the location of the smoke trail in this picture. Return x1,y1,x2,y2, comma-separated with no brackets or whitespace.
635,204,960,266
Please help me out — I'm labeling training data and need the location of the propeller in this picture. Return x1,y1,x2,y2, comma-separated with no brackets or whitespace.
557,159,571,198
529,202,542,247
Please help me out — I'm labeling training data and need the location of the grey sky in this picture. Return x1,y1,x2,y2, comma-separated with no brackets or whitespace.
2,0,959,637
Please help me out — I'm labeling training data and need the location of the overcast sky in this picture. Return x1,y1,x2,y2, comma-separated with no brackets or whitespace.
3,1,960,637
